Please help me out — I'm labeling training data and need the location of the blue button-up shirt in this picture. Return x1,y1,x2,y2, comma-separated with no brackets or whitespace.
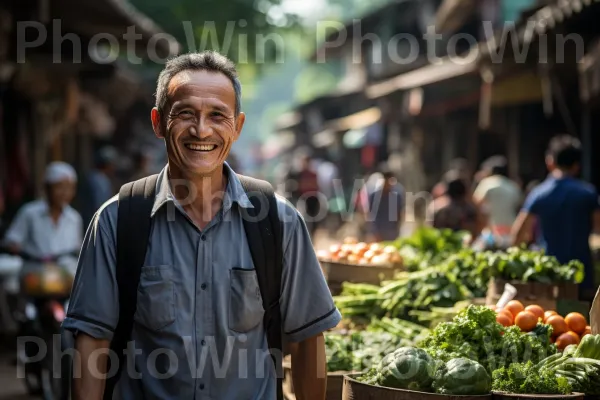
63,163,341,399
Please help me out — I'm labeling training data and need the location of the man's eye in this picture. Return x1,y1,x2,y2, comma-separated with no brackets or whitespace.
179,110,194,116
211,112,225,118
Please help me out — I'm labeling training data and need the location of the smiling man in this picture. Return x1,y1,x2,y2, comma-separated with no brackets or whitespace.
63,52,341,400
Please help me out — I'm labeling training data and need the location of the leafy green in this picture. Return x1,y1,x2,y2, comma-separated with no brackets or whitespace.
492,361,572,395
418,305,556,373
375,347,436,391
488,247,584,284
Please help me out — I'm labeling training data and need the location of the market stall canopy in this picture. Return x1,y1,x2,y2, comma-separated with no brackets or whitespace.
51,0,180,60
580,39,600,104
274,111,302,133
434,0,477,34
366,58,479,99
324,107,382,131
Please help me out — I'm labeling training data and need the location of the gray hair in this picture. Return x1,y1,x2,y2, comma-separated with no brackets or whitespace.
155,51,242,117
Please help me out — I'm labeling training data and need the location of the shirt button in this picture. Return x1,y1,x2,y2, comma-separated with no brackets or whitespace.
201,235,207,241
200,384,205,390
201,339,206,346
201,283,207,290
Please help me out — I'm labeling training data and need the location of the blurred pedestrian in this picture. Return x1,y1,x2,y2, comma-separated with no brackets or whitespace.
473,155,522,243
80,146,117,229
512,135,600,300
288,153,321,237
2,162,82,258
130,149,151,181
428,171,479,238
364,166,404,242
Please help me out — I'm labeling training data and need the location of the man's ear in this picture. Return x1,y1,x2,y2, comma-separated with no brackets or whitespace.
151,108,164,139
234,112,245,142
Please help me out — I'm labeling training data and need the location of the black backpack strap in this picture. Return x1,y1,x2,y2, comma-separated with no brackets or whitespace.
103,174,159,400
237,174,284,400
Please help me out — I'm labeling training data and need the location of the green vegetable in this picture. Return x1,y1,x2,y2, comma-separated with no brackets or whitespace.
491,361,572,395
433,358,491,395
419,305,556,373
574,334,600,360
376,347,435,391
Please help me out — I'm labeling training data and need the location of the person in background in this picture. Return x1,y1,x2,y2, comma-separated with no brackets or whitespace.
428,171,479,238
473,155,522,245
80,146,117,229
130,149,152,181
289,153,321,237
364,166,405,242
512,135,600,301
3,162,82,259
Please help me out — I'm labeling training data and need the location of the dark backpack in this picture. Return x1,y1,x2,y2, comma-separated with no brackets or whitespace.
102,174,284,400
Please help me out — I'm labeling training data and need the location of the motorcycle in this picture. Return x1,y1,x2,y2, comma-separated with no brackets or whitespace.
11,250,78,400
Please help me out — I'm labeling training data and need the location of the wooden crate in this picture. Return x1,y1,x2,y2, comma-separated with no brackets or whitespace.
320,260,398,295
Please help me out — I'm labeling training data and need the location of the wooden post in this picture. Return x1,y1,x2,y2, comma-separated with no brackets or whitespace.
581,105,592,182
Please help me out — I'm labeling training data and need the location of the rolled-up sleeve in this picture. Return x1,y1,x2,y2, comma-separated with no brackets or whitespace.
63,209,118,341
280,208,341,343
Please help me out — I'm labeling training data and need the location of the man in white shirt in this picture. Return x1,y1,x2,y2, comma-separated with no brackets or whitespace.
3,162,82,260
473,156,522,239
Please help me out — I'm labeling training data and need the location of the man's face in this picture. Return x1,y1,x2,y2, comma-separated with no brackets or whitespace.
151,70,245,177
48,180,76,207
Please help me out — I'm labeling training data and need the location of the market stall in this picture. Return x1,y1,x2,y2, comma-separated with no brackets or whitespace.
285,227,600,400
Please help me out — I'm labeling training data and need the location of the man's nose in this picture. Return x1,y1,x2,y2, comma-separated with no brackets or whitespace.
190,116,212,139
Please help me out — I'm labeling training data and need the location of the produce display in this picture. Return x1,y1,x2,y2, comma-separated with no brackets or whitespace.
488,247,585,284
419,305,556,373
495,300,591,350
492,334,600,395
317,238,402,266
358,346,492,395
325,318,430,372
314,228,593,397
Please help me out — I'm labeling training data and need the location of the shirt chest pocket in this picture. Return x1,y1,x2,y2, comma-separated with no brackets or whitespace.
229,269,265,333
134,265,176,331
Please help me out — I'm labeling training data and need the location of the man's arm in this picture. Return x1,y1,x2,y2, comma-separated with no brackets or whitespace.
511,211,536,246
278,201,342,400
594,209,600,234
73,333,110,400
289,333,327,400
2,204,30,253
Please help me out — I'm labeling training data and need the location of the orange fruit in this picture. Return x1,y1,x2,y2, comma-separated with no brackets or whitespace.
525,305,545,322
565,313,588,335
498,310,514,324
556,332,579,350
496,313,513,327
565,331,581,344
515,311,538,332
546,315,569,338
505,300,525,318
582,326,592,338
544,310,558,322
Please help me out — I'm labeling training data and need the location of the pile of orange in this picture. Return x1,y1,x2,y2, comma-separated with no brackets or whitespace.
494,300,591,350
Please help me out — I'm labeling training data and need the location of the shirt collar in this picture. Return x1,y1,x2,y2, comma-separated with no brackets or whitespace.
151,162,253,217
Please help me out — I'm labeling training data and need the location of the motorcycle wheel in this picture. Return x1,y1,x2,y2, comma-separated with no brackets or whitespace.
16,337,42,395
40,335,66,400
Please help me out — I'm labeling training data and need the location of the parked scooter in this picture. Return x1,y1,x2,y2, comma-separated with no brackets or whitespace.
12,250,77,400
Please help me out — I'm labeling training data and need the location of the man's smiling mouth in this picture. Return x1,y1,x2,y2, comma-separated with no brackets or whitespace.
185,143,218,152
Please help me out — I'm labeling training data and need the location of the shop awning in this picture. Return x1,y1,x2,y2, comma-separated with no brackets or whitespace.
366,58,479,99
324,107,382,131
52,0,180,59
274,111,302,133
580,39,600,103
434,0,477,34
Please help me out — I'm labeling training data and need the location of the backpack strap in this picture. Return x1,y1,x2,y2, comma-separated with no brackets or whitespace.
237,174,284,400
103,174,158,400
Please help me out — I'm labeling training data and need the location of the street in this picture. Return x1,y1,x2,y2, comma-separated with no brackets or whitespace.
0,353,32,400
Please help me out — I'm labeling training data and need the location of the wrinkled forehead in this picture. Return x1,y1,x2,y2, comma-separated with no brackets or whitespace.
165,70,236,112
